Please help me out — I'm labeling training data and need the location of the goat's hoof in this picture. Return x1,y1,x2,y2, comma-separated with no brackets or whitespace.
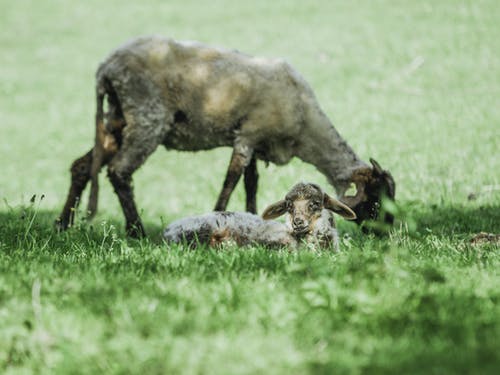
54,218,69,232
126,223,146,239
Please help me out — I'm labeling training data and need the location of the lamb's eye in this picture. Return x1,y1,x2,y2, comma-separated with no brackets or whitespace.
309,201,320,211
285,201,293,211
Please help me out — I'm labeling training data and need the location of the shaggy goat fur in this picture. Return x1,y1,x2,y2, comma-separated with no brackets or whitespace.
56,36,394,237
163,183,356,250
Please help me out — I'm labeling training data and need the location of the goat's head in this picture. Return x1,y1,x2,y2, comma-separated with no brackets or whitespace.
262,182,356,238
339,158,396,225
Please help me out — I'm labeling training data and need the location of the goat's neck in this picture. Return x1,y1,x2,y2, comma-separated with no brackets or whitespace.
295,109,369,195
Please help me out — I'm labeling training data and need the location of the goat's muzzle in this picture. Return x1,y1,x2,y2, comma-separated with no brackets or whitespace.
341,158,396,226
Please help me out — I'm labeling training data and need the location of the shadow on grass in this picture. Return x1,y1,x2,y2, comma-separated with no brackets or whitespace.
0,208,166,251
0,202,498,251
411,203,500,235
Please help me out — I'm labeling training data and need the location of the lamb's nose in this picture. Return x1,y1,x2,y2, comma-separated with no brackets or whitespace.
293,217,304,227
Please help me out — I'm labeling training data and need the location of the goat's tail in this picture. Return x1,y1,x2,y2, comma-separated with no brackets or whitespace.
87,79,106,219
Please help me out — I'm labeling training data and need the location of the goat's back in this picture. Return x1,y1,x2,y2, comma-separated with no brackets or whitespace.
96,36,317,164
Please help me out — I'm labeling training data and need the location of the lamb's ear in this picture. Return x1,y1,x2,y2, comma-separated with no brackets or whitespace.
262,200,288,220
323,194,357,220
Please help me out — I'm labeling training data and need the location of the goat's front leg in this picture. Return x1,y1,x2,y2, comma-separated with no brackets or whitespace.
214,143,254,211
55,149,93,230
244,155,258,214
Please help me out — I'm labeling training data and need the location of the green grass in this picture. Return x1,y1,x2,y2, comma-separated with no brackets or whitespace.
1,0,499,373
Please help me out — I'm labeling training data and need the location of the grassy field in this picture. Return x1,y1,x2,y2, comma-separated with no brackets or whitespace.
1,0,499,373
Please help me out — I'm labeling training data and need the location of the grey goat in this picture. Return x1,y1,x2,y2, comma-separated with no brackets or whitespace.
56,36,394,237
163,183,356,250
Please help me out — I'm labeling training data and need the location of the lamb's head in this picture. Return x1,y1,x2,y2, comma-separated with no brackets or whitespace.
261,182,356,238
340,158,396,225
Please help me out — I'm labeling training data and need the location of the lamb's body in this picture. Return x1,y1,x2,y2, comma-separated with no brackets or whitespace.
164,182,356,250
163,212,297,248
56,36,395,237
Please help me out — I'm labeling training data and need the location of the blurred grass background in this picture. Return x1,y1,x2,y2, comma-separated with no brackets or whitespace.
0,0,499,374
1,0,498,223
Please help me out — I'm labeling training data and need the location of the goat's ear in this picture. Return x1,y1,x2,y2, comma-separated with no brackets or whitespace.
370,158,384,176
323,194,357,220
262,200,287,220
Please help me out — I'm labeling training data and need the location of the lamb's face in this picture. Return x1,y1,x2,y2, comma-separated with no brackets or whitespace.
262,182,356,244
284,183,325,237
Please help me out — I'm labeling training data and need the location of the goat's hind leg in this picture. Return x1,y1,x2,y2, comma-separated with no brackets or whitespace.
55,149,93,230
107,127,162,238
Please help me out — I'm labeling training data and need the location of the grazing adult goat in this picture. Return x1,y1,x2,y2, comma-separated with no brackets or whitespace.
163,183,356,250
56,36,395,237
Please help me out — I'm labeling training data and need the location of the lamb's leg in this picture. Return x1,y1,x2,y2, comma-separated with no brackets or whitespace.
214,143,254,211
107,129,161,238
244,155,258,214
56,149,93,230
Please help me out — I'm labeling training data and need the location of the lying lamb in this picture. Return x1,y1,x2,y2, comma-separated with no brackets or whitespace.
163,183,356,250
56,36,395,238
